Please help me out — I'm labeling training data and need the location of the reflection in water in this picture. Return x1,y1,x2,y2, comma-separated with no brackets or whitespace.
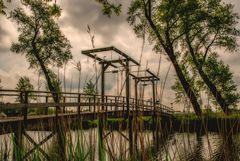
1,130,240,160
156,132,240,161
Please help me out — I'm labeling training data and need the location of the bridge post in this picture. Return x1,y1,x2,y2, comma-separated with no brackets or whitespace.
13,91,27,160
23,91,29,126
54,93,67,161
125,60,134,160
88,97,91,112
45,96,48,115
105,96,108,113
134,79,139,158
99,62,109,160
115,97,117,112
63,96,66,113
93,95,96,114
77,94,81,118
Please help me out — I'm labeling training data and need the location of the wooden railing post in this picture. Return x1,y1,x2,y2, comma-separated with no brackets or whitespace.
98,97,101,112
13,91,28,160
63,96,66,113
23,91,28,126
93,95,96,114
105,96,108,113
122,98,125,114
45,96,48,115
78,94,81,118
89,97,91,111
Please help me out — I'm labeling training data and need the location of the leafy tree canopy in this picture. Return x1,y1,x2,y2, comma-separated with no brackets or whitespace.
203,54,240,107
83,80,98,96
10,0,72,102
95,0,121,17
15,76,35,102
16,76,34,91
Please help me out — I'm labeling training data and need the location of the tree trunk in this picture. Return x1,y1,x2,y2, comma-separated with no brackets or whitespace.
167,48,202,116
187,42,230,114
142,2,202,115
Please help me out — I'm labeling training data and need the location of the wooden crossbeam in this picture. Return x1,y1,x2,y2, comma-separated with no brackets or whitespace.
130,69,159,82
23,131,51,160
133,76,159,81
23,132,55,160
81,46,140,66
99,59,127,64
146,69,159,80
81,51,117,68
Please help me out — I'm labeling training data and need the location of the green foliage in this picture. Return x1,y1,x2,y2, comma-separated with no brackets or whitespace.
15,76,35,102
0,0,6,15
171,55,203,104
16,76,34,92
172,53,240,109
128,0,239,113
49,3,62,17
45,70,62,94
95,0,121,17
174,112,200,121
127,0,205,115
203,54,240,107
83,80,98,96
10,0,72,98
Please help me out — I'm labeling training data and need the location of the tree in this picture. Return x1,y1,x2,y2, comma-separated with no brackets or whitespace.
177,0,240,114
45,70,62,94
127,0,202,115
83,80,98,96
15,76,34,103
203,54,240,108
172,53,240,111
10,0,72,103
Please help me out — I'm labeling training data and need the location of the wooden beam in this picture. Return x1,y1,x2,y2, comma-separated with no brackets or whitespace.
99,59,127,64
81,46,140,66
146,69,159,80
81,51,117,68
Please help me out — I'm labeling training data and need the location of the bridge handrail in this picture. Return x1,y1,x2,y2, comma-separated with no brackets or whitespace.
0,89,174,115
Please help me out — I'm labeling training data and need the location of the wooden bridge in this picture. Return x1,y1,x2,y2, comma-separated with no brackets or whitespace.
0,89,173,134
0,47,174,160
0,89,174,160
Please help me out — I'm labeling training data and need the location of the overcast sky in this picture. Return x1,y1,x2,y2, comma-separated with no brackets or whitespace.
0,0,240,111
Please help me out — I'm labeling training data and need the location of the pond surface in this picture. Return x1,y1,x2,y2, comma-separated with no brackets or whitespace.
0,129,239,160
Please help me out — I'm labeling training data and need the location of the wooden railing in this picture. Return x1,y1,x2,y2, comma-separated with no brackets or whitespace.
0,89,174,120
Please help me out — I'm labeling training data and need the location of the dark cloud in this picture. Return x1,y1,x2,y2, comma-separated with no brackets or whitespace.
59,0,130,45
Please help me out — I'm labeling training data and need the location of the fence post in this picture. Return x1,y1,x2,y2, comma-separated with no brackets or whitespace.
89,97,91,111
23,91,28,127
122,98,125,115
105,96,108,113
115,97,117,112
45,96,48,115
94,95,96,114
63,97,66,113
110,99,113,111
13,91,28,160
78,94,81,118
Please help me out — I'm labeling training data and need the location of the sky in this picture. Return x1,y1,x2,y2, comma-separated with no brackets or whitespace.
0,0,240,111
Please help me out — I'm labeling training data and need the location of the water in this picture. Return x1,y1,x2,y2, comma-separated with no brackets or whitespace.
1,129,240,160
